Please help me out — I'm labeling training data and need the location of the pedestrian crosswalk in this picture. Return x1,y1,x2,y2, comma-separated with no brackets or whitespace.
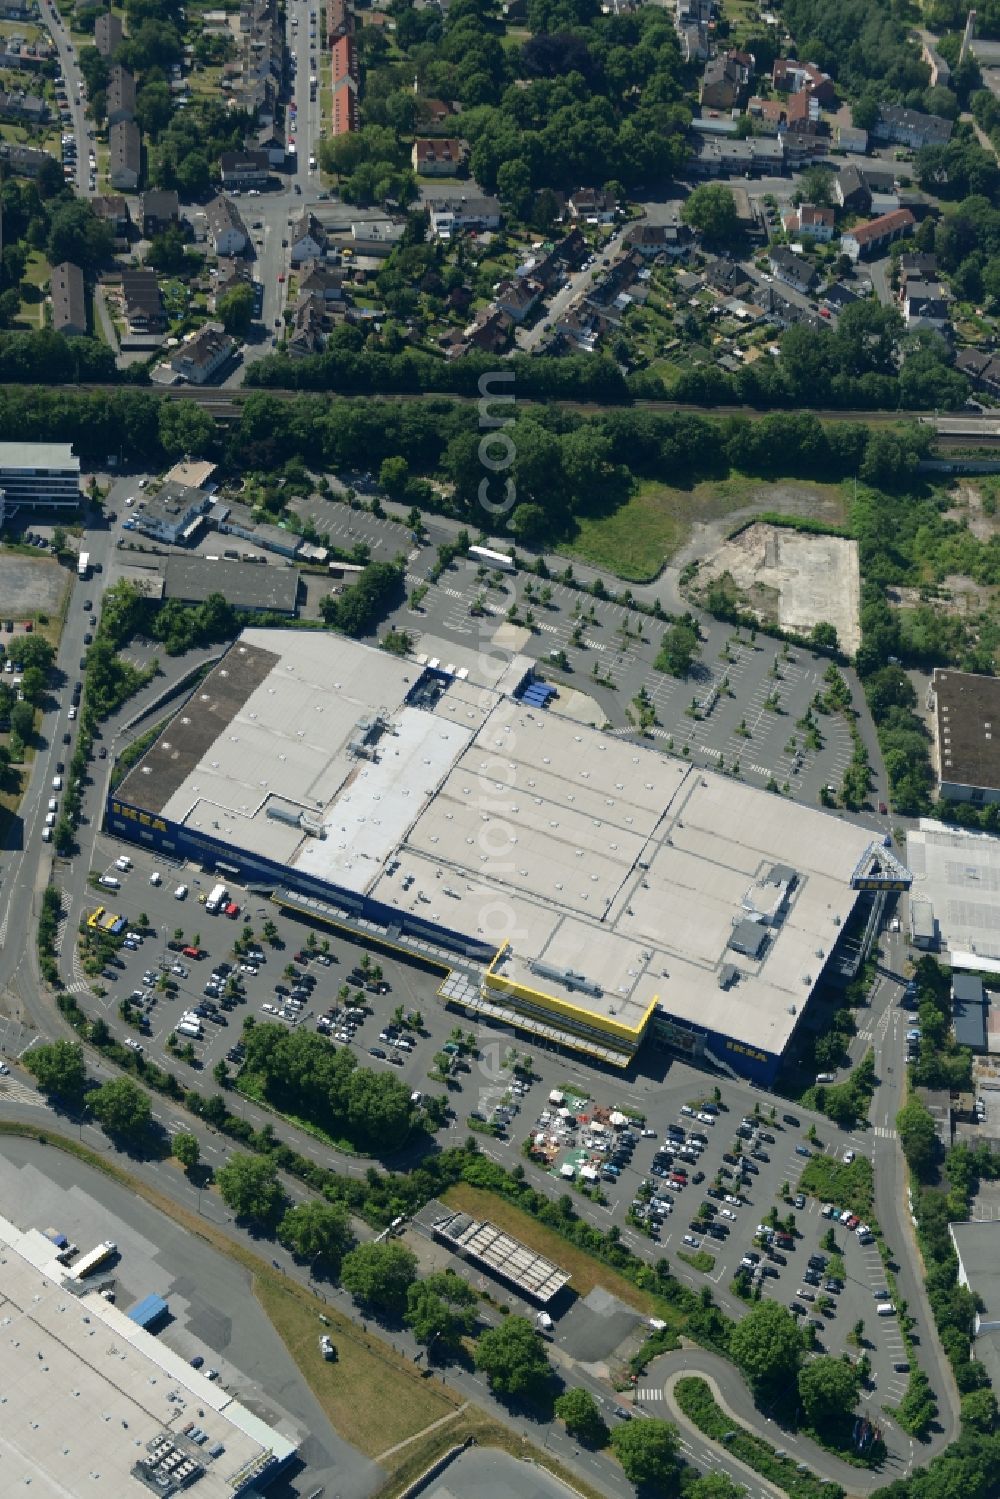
874,1125,897,1139
0,1079,46,1109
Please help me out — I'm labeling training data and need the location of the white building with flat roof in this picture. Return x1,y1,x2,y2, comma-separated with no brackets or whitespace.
0,1213,297,1498
109,629,875,1081
0,440,80,513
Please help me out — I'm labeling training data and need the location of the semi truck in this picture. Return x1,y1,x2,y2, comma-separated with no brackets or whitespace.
469,544,515,572
67,1239,117,1279
205,883,228,913
77,551,90,580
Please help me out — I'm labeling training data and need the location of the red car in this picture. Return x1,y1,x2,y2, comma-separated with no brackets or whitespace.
278,273,285,282
224,901,240,919
182,945,203,959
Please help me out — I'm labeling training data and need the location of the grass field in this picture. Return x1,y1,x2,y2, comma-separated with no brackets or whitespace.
442,1182,685,1328
559,475,851,583
253,1276,460,1458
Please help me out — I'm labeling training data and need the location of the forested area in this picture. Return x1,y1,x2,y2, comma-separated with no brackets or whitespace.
239,1022,417,1152
321,0,691,213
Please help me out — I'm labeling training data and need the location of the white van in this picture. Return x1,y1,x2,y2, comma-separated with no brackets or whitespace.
48,797,58,812
41,826,52,842
99,874,120,889
876,1302,895,1317
115,855,131,871
45,811,56,827
815,1072,835,1084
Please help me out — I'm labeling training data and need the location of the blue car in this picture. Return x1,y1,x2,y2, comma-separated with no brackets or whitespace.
795,1145,812,1157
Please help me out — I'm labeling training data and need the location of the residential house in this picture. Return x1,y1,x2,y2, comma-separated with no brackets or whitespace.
466,307,513,354
495,276,543,323
427,195,502,239
0,142,54,177
219,149,269,189
769,246,817,293
705,257,751,296
782,203,835,242
771,57,835,106
781,130,828,168
417,97,455,130
903,279,950,331
289,211,325,264
700,51,752,111
233,0,281,123
411,137,463,175
899,252,938,283
350,217,406,248
132,481,211,544
140,188,179,238
837,124,867,153
106,63,135,125
674,0,716,63
747,96,789,133
298,263,345,302
288,294,328,358
0,90,47,125
841,207,915,261
331,33,359,136
94,8,122,56
109,119,141,190
955,348,1000,397
170,322,236,385
833,163,896,213
214,256,252,301
871,104,953,150
326,0,353,34
92,193,130,242
253,125,286,165
567,187,617,223
121,269,166,332
206,193,248,256
821,282,860,313
50,260,86,337
758,282,822,330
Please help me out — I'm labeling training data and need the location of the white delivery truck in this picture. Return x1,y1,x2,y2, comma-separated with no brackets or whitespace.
206,882,228,913
176,1020,202,1039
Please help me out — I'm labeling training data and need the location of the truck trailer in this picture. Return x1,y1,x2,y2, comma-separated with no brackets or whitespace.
67,1240,117,1279
77,551,90,580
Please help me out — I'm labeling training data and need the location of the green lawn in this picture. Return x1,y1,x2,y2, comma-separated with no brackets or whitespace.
558,475,851,583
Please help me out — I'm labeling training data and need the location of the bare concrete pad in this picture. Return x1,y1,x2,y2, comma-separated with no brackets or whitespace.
695,523,861,654
549,685,605,727
0,552,68,618
491,620,532,653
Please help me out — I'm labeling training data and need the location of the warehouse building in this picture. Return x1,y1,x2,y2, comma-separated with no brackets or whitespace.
163,555,300,615
0,1213,297,1497
107,630,877,1083
932,668,1000,805
907,821,1000,972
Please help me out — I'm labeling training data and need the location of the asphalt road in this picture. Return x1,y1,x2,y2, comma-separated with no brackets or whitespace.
44,0,93,198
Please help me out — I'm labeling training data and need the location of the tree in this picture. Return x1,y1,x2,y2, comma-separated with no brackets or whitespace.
729,1299,803,1399
340,1241,417,1315
405,1269,478,1353
173,1131,200,1173
682,183,739,244
687,1477,744,1499
896,1095,939,1178
24,1039,86,1102
378,454,409,497
215,1152,286,1223
960,1388,998,1433
217,282,255,337
89,1076,153,1143
656,620,700,677
277,1200,353,1273
609,1417,680,1486
474,1316,552,1400
46,199,113,272
554,1387,609,1446
798,1355,859,1429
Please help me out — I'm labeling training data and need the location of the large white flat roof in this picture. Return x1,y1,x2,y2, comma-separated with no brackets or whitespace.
907,819,1000,966
0,1216,295,1499
129,630,873,1054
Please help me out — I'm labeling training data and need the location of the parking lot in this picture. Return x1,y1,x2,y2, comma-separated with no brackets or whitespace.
80,833,912,1429
388,558,861,807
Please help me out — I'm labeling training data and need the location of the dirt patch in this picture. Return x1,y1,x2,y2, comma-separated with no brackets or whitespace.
944,481,1000,542
0,551,68,618
671,480,849,573
691,522,861,653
